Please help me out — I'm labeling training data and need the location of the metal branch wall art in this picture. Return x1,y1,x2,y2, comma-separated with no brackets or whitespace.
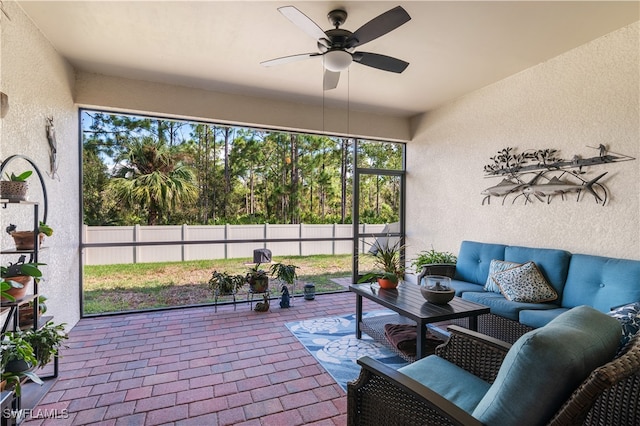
481,145,635,206
46,116,59,179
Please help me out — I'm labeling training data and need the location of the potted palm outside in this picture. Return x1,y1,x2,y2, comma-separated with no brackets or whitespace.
246,264,269,293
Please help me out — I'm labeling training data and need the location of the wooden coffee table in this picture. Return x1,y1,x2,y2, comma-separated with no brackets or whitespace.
350,282,490,360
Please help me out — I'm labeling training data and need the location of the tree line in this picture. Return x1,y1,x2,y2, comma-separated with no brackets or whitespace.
81,111,403,226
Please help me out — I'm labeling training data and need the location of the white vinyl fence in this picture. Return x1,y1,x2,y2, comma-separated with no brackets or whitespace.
82,223,389,265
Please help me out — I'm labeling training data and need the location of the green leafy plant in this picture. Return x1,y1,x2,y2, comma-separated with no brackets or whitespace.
270,263,298,285
358,239,405,284
4,170,32,182
208,271,245,295
1,255,45,281
1,278,19,302
1,333,43,396
411,248,458,270
37,222,54,237
246,264,269,291
23,321,69,368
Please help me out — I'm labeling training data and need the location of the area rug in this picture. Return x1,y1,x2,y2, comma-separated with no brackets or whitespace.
285,311,410,391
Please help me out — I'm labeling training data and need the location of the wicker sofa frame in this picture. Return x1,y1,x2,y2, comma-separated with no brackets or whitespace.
347,325,640,426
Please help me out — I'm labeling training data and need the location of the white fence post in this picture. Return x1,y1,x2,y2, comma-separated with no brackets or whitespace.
181,224,187,262
133,224,140,264
225,224,230,259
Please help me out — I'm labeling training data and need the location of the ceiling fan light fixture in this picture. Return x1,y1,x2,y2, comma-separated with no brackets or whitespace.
323,49,352,72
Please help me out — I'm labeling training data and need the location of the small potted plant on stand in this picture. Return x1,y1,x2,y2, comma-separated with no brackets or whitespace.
1,255,45,301
208,271,245,312
358,240,405,289
246,264,269,293
6,222,53,250
0,170,32,202
1,332,43,397
412,248,457,285
1,322,68,396
270,263,298,305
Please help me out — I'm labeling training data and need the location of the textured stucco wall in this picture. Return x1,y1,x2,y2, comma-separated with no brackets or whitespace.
0,2,80,328
406,22,640,277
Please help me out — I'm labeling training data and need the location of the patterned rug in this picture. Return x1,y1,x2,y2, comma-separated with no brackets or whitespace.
285,311,410,391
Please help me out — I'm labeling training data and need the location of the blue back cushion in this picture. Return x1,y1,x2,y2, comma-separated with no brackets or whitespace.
562,254,640,311
504,245,571,297
454,241,507,285
472,306,620,426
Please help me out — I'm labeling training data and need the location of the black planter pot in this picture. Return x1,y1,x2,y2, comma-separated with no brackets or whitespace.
417,264,457,285
5,359,33,374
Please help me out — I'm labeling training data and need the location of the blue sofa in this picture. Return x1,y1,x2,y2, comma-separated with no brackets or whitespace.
442,240,640,342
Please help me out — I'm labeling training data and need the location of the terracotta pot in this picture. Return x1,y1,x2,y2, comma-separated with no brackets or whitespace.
248,276,269,293
11,231,44,250
1,276,31,301
377,277,398,289
19,303,43,325
0,180,28,201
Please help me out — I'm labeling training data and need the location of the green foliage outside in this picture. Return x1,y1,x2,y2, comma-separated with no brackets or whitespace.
81,111,403,227
83,254,372,314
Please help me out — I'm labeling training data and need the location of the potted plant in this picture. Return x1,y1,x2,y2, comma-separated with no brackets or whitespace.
0,322,67,397
0,333,43,397
1,255,45,301
18,295,47,326
6,222,54,250
246,264,269,293
412,248,457,282
23,321,68,368
270,263,298,287
1,278,19,302
0,170,32,202
208,271,245,296
358,240,405,289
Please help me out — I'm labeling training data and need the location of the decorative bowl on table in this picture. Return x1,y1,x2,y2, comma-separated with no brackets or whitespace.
420,275,455,304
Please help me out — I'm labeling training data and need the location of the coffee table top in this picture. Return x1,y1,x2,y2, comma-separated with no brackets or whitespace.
350,282,489,323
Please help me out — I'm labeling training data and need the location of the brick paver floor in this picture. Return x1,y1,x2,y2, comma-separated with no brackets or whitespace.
23,291,385,426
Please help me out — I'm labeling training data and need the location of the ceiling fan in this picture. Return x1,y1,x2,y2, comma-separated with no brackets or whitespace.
261,5,411,90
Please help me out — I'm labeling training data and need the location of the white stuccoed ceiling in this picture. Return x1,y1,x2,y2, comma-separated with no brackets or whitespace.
16,1,640,118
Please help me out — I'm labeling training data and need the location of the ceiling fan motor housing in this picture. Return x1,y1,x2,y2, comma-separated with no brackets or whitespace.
327,9,348,28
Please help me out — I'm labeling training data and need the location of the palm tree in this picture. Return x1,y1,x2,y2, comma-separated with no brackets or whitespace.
110,137,198,225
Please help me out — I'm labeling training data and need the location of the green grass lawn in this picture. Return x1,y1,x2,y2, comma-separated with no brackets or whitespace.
83,254,373,314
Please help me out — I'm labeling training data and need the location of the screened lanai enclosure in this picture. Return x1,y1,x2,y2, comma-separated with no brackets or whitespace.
80,110,405,315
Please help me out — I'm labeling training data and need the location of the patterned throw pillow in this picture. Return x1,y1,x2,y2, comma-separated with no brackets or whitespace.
492,261,558,303
607,302,640,351
484,259,521,293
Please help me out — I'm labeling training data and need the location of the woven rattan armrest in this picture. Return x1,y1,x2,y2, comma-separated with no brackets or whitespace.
348,356,483,426
436,325,512,383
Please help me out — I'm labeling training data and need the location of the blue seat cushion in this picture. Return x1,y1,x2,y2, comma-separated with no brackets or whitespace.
504,245,571,297
472,306,621,426
461,291,558,321
398,355,490,414
519,308,569,328
450,279,485,296
454,241,507,285
561,254,640,311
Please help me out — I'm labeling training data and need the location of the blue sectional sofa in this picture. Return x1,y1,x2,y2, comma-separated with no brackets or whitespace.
443,240,640,342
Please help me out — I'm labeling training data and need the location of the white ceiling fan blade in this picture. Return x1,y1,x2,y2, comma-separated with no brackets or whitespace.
278,6,327,41
261,53,319,67
323,70,340,90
